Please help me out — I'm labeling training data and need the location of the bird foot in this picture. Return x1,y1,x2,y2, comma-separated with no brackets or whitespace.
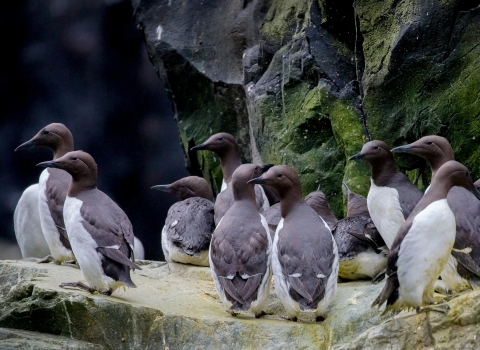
280,315,298,322
416,303,450,315
61,260,79,268
60,281,95,294
441,290,470,302
99,288,112,296
254,310,273,318
37,255,54,264
433,280,450,295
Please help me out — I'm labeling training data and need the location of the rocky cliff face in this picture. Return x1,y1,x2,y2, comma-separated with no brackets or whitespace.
132,0,480,215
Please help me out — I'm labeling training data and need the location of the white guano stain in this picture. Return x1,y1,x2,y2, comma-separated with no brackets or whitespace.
156,25,163,41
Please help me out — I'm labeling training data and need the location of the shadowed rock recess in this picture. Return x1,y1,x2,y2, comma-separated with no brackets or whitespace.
132,0,480,214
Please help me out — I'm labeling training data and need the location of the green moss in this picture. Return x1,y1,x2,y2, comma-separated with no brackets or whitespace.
251,79,369,216
357,0,480,179
260,0,309,47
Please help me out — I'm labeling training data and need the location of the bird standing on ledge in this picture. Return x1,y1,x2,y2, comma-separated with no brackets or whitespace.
15,123,75,264
372,160,480,312
38,151,140,295
249,165,338,322
349,140,422,249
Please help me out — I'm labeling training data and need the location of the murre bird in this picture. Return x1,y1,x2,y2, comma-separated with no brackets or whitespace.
304,190,338,229
209,164,272,318
15,123,75,263
190,132,273,224
349,140,423,249
332,182,387,281
344,182,369,217
249,165,339,322
152,176,215,266
134,237,145,260
37,151,141,295
14,184,50,258
262,187,338,238
372,160,480,312
392,135,480,291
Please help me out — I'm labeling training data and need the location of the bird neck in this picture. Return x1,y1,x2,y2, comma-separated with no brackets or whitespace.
233,183,257,204
430,155,453,179
220,151,242,184
370,157,397,186
53,139,74,160
279,190,304,218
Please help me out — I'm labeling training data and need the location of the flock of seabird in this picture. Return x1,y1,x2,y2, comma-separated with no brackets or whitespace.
13,124,480,320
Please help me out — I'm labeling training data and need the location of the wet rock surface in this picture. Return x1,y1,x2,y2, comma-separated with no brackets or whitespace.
2,259,480,348
0,259,388,349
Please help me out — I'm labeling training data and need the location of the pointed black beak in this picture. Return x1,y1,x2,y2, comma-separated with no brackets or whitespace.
391,145,416,154
15,140,35,152
37,160,62,169
471,185,480,201
349,152,364,161
151,185,172,192
190,143,208,151
261,164,274,173
247,176,265,185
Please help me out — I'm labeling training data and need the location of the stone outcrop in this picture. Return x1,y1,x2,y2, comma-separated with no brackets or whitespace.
1,259,480,349
133,0,480,216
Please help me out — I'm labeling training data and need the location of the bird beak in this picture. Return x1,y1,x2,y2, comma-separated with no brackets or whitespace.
261,164,274,173
37,160,62,169
151,185,172,192
471,185,480,201
391,145,416,154
15,139,35,152
190,143,209,151
247,176,265,185
349,152,364,160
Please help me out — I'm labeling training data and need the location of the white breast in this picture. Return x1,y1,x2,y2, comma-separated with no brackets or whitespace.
339,248,387,280
271,218,298,316
397,199,455,308
38,169,74,262
133,236,145,260
367,179,405,249
63,196,114,291
161,225,210,266
14,183,50,258
220,179,227,192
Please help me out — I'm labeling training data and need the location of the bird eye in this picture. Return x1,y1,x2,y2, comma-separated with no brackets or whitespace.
72,157,78,161
43,130,50,135
427,141,433,145
374,146,379,150
218,137,224,141
278,174,284,178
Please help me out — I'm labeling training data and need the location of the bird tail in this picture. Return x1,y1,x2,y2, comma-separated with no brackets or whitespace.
371,273,399,309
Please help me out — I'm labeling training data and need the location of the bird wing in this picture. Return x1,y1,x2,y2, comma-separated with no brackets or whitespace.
164,198,215,255
78,189,139,269
45,169,72,249
389,172,423,219
448,187,480,278
277,228,334,306
210,213,270,306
